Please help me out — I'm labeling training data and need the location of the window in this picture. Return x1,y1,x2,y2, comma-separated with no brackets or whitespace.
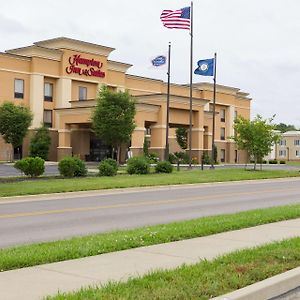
14,79,24,99
234,110,238,119
145,127,151,135
220,127,225,140
79,86,87,101
44,83,53,101
279,139,286,146
279,150,286,157
220,109,225,122
296,150,300,157
220,149,225,163
294,140,300,146
43,110,52,128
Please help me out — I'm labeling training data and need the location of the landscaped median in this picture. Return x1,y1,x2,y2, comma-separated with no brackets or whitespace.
1,168,300,197
46,237,300,300
0,204,300,272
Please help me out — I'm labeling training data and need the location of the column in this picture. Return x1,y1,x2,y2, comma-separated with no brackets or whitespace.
131,118,145,157
29,74,44,128
56,78,72,108
191,110,204,162
57,126,72,160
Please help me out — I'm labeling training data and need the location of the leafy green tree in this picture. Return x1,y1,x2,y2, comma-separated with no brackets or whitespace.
29,126,51,160
0,102,32,149
176,127,188,150
275,123,297,133
92,86,136,163
233,115,280,170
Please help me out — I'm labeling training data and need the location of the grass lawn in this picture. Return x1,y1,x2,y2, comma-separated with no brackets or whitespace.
1,204,300,272
47,237,300,300
1,168,300,197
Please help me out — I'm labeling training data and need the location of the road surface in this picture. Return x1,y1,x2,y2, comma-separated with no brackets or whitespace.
1,178,300,248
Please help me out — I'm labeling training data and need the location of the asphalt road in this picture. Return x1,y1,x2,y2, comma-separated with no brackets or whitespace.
1,178,300,248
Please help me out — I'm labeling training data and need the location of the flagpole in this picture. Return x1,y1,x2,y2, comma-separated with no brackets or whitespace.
188,1,193,169
210,52,217,169
165,42,171,161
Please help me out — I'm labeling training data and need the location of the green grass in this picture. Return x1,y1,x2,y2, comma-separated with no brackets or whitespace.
47,237,300,300
1,168,299,197
1,204,300,272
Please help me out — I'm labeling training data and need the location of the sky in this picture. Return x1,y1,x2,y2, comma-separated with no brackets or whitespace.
1,0,300,126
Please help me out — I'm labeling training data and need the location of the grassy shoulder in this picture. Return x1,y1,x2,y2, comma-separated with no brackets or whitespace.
47,237,300,300
1,168,300,197
1,204,300,272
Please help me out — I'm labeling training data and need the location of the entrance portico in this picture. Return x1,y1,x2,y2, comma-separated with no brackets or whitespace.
55,93,209,162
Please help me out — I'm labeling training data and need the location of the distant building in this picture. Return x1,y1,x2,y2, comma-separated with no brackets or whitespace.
0,37,251,163
275,131,300,161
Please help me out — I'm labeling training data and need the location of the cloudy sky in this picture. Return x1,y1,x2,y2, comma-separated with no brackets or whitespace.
1,0,299,126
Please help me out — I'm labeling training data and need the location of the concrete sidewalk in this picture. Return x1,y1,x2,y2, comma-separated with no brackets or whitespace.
0,219,299,300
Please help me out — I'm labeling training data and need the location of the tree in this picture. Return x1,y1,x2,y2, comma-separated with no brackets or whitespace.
275,123,297,133
91,86,136,163
29,126,51,160
176,127,188,150
0,102,32,150
233,115,280,170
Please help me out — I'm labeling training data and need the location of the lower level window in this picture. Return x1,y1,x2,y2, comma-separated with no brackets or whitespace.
220,149,225,162
43,110,52,128
279,150,286,157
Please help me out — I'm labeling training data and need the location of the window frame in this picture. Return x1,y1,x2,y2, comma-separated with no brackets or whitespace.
44,82,53,102
14,79,24,99
43,109,53,128
220,109,226,122
220,127,226,140
79,86,87,101
220,149,225,163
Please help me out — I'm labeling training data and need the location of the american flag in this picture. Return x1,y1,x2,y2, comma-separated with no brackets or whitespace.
160,7,190,30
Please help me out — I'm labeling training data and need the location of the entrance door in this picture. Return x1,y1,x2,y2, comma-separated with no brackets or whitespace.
13,146,22,160
89,137,111,162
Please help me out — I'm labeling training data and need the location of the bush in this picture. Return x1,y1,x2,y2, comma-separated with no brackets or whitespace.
146,152,159,164
268,159,278,164
127,156,150,174
201,153,211,165
280,160,286,164
98,159,118,176
58,156,87,177
168,153,178,164
29,126,51,160
155,161,173,173
73,157,87,177
174,151,189,164
14,157,45,177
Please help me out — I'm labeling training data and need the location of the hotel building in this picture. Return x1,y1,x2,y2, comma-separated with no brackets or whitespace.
0,37,251,163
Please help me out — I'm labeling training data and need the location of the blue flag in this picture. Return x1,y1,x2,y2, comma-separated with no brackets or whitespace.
151,55,167,67
194,58,215,76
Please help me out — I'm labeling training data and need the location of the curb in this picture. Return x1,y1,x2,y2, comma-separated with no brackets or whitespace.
211,266,300,300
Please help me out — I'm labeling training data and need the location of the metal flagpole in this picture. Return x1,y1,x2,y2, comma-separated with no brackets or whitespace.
210,52,217,169
188,1,193,169
165,42,171,161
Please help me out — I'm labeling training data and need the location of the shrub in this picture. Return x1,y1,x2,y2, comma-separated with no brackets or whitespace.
280,160,286,164
14,157,45,177
268,159,278,164
58,156,87,177
98,159,118,176
127,156,150,174
29,126,51,160
174,151,189,164
155,161,173,173
73,157,87,177
147,152,159,164
201,153,211,165
168,153,177,164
